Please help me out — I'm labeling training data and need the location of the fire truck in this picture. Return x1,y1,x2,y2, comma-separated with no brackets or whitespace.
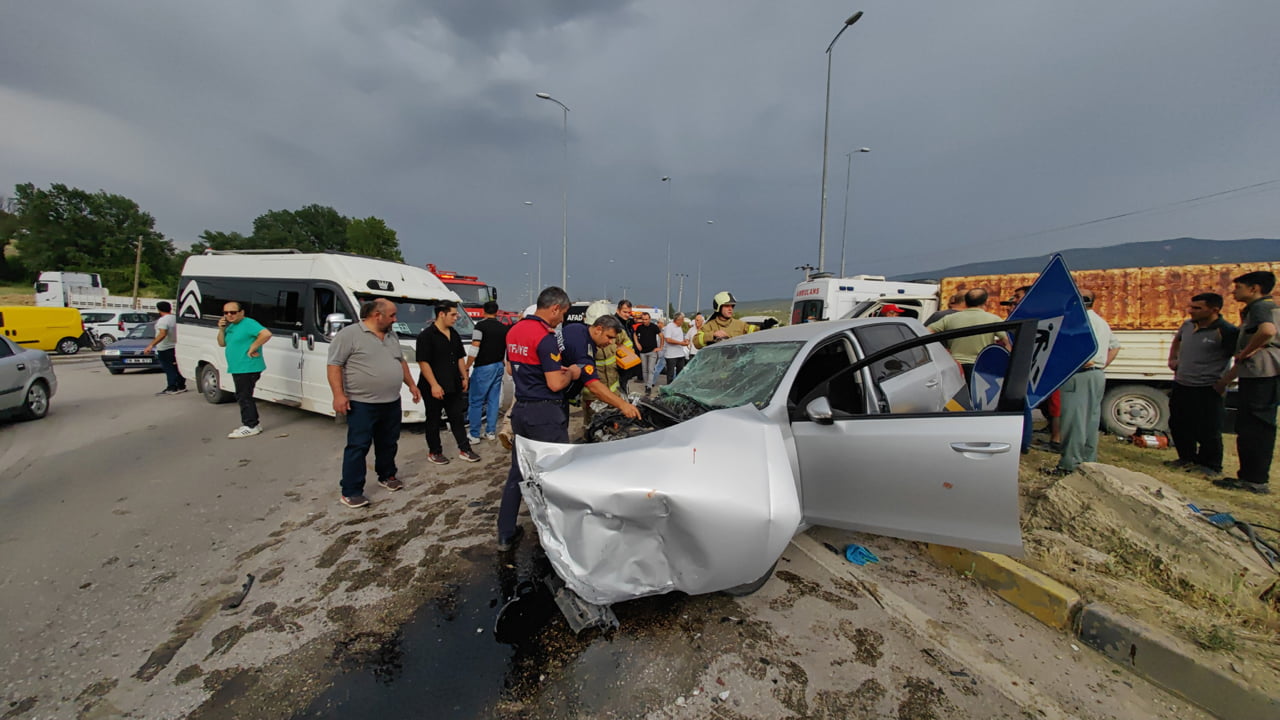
425,264,503,321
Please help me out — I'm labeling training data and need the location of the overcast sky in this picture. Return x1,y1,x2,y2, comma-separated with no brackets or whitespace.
3,1,1278,309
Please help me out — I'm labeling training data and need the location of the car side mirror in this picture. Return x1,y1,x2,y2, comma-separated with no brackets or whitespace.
805,396,834,425
325,313,352,339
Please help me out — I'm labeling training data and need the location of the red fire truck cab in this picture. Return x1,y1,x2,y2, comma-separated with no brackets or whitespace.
426,264,499,321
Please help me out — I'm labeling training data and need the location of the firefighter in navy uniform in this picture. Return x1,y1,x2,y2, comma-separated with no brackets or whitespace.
497,287,578,551
561,314,642,428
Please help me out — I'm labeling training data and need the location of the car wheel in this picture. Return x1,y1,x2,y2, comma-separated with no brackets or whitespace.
199,363,234,404
108,367,125,375
57,337,80,355
99,334,117,346
1102,384,1170,436
722,560,778,597
20,381,50,420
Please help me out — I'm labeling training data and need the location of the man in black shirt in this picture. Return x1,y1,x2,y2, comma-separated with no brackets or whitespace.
614,299,640,395
466,301,508,443
416,301,479,465
634,312,664,395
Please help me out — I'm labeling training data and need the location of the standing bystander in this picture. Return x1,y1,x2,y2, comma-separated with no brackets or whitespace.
662,312,689,383
416,301,479,465
1213,271,1279,494
634,313,663,395
327,299,421,508
1044,290,1121,476
1165,293,1238,476
465,301,508,444
217,301,272,438
143,300,187,395
927,288,1005,382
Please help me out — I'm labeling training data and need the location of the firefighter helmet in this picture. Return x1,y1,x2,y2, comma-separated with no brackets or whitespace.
712,291,738,313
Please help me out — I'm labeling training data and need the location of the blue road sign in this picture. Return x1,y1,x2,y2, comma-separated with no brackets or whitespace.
970,254,1097,410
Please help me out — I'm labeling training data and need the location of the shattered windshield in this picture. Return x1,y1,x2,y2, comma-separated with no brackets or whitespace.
657,341,804,411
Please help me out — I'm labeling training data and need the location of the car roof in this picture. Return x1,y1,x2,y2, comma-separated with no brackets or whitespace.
720,317,927,346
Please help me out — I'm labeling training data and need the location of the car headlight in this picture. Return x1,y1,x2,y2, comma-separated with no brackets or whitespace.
103,349,121,356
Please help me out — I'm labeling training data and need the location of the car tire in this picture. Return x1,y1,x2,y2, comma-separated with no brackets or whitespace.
722,560,778,597
19,381,50,420
108,368,125,375
99,334,117,346
1102,384,1170,436
57,337,80,355
199,363,234,404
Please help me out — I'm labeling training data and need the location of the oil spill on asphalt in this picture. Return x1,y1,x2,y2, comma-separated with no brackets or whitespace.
294,540,575,719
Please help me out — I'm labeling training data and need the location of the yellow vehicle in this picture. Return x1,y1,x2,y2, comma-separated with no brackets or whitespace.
0,306,88,355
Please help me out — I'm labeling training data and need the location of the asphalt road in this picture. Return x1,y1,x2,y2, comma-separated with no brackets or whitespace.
0,358,1213,720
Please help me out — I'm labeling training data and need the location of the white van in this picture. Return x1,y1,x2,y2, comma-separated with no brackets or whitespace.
176,250,471,423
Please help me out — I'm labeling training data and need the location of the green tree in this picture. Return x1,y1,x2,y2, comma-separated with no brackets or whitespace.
0,205,24,281
189,230,252,254
251,204,348,252
10,183,178,293
346,216,404,262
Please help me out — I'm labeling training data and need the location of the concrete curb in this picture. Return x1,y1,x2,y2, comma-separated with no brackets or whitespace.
925,544,1280,720
925,545,1081,630
1077,603,1279,720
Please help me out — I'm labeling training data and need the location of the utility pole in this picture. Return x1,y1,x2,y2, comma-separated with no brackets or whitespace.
131,235,144,309
620,285,630,300
795,264,818,281
675,273,689,314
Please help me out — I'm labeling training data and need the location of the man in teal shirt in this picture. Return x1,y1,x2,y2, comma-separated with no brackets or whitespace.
217,301,272,438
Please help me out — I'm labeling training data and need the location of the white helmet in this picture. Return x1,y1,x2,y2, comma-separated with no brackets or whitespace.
712,291,738,313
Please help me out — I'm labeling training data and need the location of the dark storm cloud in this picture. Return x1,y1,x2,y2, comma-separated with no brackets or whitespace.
2,0,1278,308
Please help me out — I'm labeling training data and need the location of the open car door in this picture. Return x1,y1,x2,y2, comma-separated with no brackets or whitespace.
790,320,1036,556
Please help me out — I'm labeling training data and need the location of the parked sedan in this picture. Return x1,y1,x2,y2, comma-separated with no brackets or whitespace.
100,323,161,375
515,317,1035,608
0,336,57,420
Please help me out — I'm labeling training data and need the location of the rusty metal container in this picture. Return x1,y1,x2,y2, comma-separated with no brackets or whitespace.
940,262,1280,330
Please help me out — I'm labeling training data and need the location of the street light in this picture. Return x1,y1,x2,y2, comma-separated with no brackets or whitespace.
839,147,871,276
522,201,542,290
661,177,674,312
817,10,864,273
535,92,571,290
604,259,615,299
674,273,689,314
699,220,714,314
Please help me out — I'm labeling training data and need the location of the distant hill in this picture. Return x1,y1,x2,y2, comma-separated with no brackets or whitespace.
891,237,1279,281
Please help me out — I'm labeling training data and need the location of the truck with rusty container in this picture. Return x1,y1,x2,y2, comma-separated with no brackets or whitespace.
801,261,1280,435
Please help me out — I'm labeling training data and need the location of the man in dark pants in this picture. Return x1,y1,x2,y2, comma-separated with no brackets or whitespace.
1213,271,1279,494
328,299,421,508
613,299,639,395
497,286,578,551
142,300,187,395
217,301,272,439
1165,293,1237,476
416,301,479,465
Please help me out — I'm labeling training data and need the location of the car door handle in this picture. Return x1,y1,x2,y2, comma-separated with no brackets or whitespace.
925,379,939,388
306,334,315,351
291,332,300,348
16,363,25,371
950,442,1011,455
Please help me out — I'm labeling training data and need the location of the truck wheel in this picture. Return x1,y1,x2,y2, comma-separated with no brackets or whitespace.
57,337,80,355
722,561,778,597
1102,384,1170,436
199,364,234,404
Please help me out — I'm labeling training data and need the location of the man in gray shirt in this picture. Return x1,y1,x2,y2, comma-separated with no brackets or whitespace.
143,300,187,395
327,298,421,508
1165,293,1237,475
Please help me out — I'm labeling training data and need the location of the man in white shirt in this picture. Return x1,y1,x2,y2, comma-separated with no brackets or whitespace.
662,312,690,384
1044,290,1122,476
686,313,704,358
143,301,187,396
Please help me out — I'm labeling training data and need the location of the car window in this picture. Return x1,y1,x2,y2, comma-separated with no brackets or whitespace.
853,324,929,383
127,323,157,339
82,313,114,323
789,337,855,408
0,336,14,359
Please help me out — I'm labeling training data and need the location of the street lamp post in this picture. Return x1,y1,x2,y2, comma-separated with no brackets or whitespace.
662,177,674,312
620,285,630,300
535,92,570,290
675,273,689,314
522,201,542,291
604,259,615,299
839,147,871,276
817,10,864,273
699,220,714,315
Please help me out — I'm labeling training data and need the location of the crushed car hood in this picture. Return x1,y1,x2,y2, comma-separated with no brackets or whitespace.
516,404,802,606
